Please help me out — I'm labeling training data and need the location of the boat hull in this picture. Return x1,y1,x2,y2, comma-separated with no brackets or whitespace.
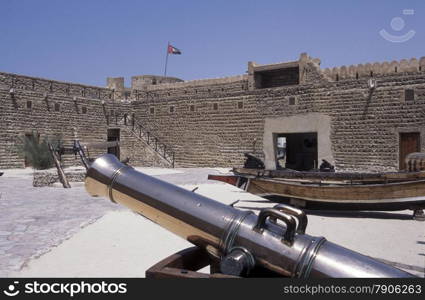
207,173,425,211
247,178,425,211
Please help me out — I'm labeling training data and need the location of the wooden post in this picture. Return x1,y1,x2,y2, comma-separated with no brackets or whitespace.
48,143,71,188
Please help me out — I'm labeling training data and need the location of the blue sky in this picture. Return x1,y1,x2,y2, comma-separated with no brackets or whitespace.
0,0,423,87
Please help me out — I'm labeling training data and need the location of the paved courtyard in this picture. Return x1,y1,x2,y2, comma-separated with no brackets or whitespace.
0,167,424,277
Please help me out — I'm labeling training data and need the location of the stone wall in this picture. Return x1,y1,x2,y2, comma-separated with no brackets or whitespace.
1,54,425,172
131,55,425,171
131,76,260,167
33,167,86,187
0,72,167,169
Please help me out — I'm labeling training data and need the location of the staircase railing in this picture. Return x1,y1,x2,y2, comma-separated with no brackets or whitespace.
109,113,175,168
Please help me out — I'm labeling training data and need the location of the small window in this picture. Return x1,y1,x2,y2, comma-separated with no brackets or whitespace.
190,105,195,112
405,89,415,101
26,101,32,109
169,106,175,113
238,101,243,109
110,109,114,116
150,107,155,114
289,97,296,105
54,103,60,112
82,106,87,114
213,103,218,110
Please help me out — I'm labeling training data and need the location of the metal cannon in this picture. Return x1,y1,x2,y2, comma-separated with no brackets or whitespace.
84,154,414,278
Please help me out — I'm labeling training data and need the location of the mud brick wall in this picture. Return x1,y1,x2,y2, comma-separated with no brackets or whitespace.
132,58,425,171
0,72,166,169
132,76,264,167
1,55,425,172
253,74,425,172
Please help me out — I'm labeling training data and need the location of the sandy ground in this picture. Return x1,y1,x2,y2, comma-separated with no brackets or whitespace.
9,178,425,278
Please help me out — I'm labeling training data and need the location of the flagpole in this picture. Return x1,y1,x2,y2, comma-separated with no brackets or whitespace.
164,41,169,77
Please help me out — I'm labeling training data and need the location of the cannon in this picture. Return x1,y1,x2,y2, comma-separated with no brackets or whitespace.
84,154,414,278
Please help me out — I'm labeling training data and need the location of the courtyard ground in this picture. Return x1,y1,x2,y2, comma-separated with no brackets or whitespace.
0,167,423,277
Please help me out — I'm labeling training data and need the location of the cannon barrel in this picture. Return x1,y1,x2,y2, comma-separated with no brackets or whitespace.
85,154,414,278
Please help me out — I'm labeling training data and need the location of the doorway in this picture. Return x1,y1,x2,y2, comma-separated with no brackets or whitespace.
107,129,120,159
24,132,40,167
399,132,420,170
275,132,318,171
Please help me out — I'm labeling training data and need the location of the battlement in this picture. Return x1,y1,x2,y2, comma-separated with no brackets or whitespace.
142,74,248,91
0,71,113,100
131,75,183,89
321,56,425,81
2,54,425,102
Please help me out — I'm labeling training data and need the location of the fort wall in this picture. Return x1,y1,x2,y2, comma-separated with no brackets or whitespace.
0,73,166,169
1,54,425,172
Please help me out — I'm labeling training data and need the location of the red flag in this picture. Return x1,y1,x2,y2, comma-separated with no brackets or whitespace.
167,44,182,55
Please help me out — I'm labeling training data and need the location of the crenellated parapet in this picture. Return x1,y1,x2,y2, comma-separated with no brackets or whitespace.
0,71,114,100
142,75,248,91
321,57,425,81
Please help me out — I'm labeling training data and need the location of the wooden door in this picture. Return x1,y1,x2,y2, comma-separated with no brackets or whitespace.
399,132,420,170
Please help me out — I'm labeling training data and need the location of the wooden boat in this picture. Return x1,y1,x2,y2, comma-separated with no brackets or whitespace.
208,153,425,219
209,171,425,218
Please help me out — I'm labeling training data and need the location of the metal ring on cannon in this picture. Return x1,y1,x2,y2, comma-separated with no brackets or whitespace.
108,165,131,203
253,208,296,246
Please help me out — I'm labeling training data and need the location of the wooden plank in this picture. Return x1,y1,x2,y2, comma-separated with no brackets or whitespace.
207,174,239,185
145,246,236,278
